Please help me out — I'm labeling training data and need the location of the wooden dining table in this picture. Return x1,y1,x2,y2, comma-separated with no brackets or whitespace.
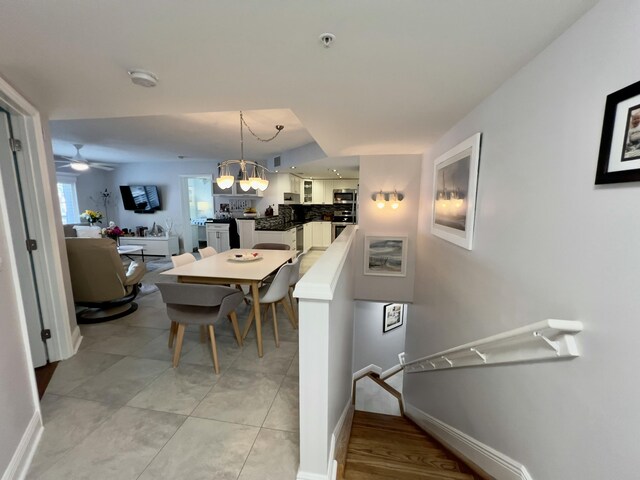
160,248,296,357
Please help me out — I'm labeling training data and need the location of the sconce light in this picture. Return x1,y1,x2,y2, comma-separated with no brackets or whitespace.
371,190,404,209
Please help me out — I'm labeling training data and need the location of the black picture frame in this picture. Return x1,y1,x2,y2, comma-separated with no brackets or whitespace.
595,79,640,184
382,303,404,333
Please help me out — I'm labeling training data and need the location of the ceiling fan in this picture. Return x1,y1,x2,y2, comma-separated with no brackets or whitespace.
54,144,115,171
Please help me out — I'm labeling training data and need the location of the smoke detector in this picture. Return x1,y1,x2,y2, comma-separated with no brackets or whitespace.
319,33,336,48
128,70,159,87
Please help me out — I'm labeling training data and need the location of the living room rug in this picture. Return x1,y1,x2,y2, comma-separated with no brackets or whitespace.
130,257,174,297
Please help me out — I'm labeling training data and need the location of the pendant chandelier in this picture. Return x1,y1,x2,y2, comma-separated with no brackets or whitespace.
215,111,284,192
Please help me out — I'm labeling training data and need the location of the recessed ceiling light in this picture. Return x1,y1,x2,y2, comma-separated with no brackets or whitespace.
275,170,279,173
291,166,296,169
332,169,337,172
128,69,159,87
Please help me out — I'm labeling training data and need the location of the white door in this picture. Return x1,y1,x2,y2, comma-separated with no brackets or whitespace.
0,111,48,367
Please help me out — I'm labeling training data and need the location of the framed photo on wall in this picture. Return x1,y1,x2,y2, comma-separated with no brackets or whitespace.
595,79,640,184
383,303,404,333
364,236,408,277
431,132,481,250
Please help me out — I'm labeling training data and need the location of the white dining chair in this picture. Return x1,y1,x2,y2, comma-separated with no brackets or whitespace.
287,251,307,325
242,263,296,348
171,252,196,268
198,246,217,258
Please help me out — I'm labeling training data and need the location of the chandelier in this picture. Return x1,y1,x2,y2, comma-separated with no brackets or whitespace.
216,111,284,192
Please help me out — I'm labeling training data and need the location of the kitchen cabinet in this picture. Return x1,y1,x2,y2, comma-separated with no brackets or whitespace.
237,219,255,249
289,174,301,194
206,224,231,252
119,236,179,257
312,180,324,204
254,227,296,251
303,180,313,204
311,222,331,248
303,222,313,251
323,181,335,205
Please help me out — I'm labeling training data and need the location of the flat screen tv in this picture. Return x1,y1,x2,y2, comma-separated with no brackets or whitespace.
120,185,161,212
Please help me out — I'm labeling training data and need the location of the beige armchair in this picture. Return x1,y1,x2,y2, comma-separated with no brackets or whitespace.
66,238,146,323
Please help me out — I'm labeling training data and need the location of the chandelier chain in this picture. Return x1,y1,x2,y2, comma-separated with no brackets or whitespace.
240,111,284,143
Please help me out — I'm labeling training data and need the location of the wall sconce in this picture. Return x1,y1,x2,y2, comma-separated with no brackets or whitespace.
371,190,404,209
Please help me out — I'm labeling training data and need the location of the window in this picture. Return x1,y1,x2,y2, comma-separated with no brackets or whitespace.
56,175,80,224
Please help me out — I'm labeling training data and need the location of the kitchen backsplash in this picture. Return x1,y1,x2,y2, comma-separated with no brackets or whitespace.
254,204,337,229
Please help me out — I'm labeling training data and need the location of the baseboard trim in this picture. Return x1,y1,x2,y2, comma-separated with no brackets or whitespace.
71,326,83,354
296,472,329,480
296,400,352,480
405,403,532,480
1,410,43,480
328,400,352,480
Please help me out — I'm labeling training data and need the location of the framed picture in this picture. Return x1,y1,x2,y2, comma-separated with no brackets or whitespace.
383,303,404,333
431,132,481,250
364,236,408,277
595,80,640,184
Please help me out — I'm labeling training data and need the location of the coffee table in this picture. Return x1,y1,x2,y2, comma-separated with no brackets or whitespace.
117,245,145,262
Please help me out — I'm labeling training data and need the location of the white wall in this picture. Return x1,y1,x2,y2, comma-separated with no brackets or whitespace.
353,300,406,373
354,154,421,302
109,160,218,249
405,0,640,478
75,169,116,224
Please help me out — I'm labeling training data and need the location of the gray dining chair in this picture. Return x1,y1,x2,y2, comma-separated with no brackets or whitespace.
252,243,291,250
156,282,244,374
242,263,296,348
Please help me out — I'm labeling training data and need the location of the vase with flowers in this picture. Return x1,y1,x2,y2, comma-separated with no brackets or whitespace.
102,221,124,245
80,209,103,225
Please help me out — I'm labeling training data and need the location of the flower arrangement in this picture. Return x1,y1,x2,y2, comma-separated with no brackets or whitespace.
102,221,124,242
80,209,103,224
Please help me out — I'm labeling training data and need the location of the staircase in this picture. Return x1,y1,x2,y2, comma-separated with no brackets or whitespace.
340,371,482,480
343,411,480,479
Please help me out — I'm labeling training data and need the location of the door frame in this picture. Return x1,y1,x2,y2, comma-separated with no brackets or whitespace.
179,174,213,253
0,75,77,363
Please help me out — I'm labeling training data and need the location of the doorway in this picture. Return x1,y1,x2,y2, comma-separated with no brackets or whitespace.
180,175,213,252
0,108,48,367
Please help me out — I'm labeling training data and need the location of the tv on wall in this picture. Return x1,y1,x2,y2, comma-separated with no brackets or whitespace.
120,185,161,212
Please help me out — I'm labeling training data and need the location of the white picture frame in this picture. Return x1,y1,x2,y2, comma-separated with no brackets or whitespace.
364,235,408,277
431,132,481,250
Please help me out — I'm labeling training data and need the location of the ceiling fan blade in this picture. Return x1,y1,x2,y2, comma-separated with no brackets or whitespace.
91,164,114,171
54,159,70,163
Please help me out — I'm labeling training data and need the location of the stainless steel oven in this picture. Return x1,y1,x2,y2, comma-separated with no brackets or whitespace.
333,189,357,205
331,222,351,242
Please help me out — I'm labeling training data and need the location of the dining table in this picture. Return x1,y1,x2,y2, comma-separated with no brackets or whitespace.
160,248,296,357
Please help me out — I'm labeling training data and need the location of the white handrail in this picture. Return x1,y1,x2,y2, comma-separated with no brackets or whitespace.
403,319,583,373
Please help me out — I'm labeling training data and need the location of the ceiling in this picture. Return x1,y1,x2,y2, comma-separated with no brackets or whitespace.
0,0,598,166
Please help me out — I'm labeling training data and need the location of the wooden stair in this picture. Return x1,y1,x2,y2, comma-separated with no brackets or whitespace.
342,410,481,480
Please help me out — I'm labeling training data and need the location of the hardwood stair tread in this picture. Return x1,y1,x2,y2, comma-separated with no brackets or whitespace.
345,460,475,480
350,424,438,447
347,446,463,472
353,411,425,435
343,411,480,480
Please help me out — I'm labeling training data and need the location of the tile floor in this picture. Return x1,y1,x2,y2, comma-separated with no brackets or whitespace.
27,248,325,480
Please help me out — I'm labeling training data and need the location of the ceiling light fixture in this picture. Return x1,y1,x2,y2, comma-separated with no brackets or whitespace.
215,111,284,192
128,69,159,87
